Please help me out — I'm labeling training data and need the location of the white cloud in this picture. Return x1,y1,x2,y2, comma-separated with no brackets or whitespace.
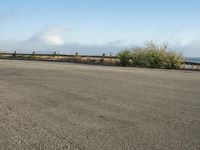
28,27,71,46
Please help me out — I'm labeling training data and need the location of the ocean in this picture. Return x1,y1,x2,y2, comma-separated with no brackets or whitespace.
186,57,200,63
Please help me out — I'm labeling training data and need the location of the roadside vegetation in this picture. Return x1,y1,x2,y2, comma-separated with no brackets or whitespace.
117,50,132,66
117,41,184,69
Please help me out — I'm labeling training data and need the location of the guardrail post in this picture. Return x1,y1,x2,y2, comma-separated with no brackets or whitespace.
54,51,56,57
13,51,17,57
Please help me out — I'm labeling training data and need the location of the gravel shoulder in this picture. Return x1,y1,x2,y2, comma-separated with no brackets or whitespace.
0,59,200,150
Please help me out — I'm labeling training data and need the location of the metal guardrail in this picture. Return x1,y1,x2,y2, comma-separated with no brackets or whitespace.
182,61,200,70
0,52,117,59
184,61,200,66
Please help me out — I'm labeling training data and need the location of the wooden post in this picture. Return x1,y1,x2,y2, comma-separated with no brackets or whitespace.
75,52,78,56
103,53,105,57
32,51,35,55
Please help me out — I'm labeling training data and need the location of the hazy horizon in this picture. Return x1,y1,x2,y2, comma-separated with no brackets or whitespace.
0,0,200,57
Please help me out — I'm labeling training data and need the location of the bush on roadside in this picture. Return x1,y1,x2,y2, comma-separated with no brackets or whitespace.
118,41,184,69
117,50,132,66
162,51,184,69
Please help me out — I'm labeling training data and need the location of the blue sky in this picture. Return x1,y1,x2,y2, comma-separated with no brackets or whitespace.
0,0,200,56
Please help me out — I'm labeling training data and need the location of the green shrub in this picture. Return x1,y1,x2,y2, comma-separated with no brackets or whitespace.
119,41,184,69
163,51,184,69
117,50,132,66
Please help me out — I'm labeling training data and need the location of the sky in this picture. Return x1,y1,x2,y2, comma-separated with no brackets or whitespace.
0,0,200,56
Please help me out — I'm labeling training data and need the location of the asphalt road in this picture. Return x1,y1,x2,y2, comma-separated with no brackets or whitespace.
0,59,199,150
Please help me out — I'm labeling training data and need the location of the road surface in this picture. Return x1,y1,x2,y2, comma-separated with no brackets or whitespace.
0,59,199,150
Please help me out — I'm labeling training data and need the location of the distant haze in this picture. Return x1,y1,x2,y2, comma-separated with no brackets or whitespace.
0,0,200,57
